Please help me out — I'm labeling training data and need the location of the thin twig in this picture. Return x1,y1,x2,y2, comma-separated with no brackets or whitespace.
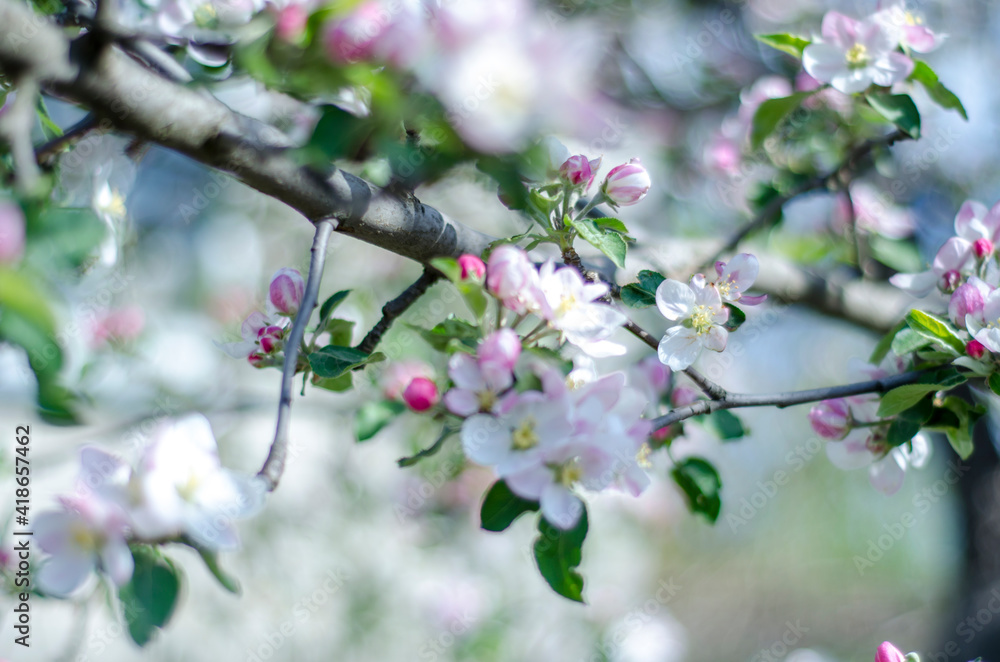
650,370,924,429
35,115,98,166
703,130,909,269
258,219,336,492
356,269,441,355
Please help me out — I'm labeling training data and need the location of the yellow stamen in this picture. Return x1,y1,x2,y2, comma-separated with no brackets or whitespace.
512,418,539,450
846,44,869,68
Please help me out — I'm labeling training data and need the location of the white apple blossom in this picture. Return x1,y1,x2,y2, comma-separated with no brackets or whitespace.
537,261,628,357
803,11,914,94
128,414,265,550
874,0,944,53
655,276,730,370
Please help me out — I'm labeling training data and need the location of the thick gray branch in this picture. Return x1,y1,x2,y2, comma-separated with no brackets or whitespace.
0,0,491,264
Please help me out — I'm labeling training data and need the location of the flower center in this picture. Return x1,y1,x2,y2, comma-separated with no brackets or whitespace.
194,3,219,28
846,44,869,68
555,459,583,487
716,279,736,299
477,389,497,411
688,305,715,335
177,472,203,501
512,417,539,450
70,522,99,551
904,11,921,26
556,293,578,317
636,443,652,469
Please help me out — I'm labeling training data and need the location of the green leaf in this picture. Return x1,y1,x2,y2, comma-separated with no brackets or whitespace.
750,92,814,150
524,346,574,375
311,372,353,392
909,60,968,120
906,309,965,355
324,318,355,347
887,417,922,447
620,270,666,309
936,396,982,460
318,290,351,325
355,400,406,441
27,207,106,271
409,317,481,352
457,281,489,321
866,93,921,138
567,217,627,269
723,303,746,332
533,509,588,603
308,345,384,379
118,546,181,647
755,33,811,59
878,370,967,417
671,456,722,524
890,327,933,357
589,217,632,237
870,319,908,364
192,545,240,594
989,373,1000,397
702,409,747,440
429,257,463,283
480,480,539,532
869,235,923,272
305,105,376,162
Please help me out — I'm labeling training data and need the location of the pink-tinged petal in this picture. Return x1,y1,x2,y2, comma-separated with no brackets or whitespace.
904,25,938,52
444,389,480,417
803,43,850,85
505,465,553,501
932,237,973,274
975,327,1000,354
99,539,135,586
241,311,269,342
540,484,584,530
79,447,129,489
720,253,759,293
457,254,486,280
37,552,95,597
657,327,702,371
955,200,988,238
869,452,906,495
870,52,914,87
984,201,1000,242
479,329,521,371
888,270,937,297
809,399,851,439
0,201,25,263
461,415,510,466
448,352,486,392
820,11,860,48
655,280,695,321
35,511,75,553
702,325,728,352
949,283,985,329
739,293,768,305
825,435,875,471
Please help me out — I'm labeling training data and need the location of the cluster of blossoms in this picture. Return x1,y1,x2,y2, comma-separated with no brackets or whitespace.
809,355,929,495
218,267,304,367
34,415,264,597
803,1,942,94
654,254,765,371
891,199,1000,364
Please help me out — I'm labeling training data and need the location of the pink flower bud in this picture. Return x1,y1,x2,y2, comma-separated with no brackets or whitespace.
403,377,439,412
949,283,985,329
323,1,390,64
940,269,962,294
89,307,146,348
382,360,434,400
0,202,25,264
486,245,543,314
974,238,994,259
967,339,987,359
875,642,906,662
479,329,521,372
269,268,305,316
457,254,486,280
258,326,285,354
809,398,851,439
559,155,601,191
274,4,308,41
248,351,267,368
601,158,651,207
